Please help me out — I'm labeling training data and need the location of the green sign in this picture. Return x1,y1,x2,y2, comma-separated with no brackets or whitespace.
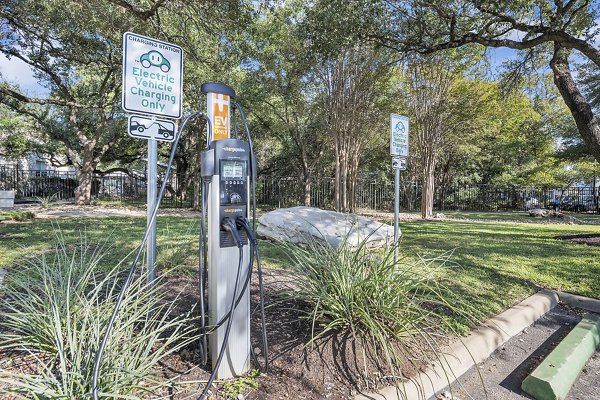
122,32,183,119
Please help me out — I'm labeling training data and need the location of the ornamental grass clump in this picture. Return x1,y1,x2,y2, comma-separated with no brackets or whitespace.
279,231,476,388
0,235,198,399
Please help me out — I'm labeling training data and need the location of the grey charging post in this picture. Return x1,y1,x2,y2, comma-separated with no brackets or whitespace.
390,114,409,262
200,82,252,379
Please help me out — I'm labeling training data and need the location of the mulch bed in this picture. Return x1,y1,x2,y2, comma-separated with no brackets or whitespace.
556,233,600,247
0,268,432,400
158,268,429,399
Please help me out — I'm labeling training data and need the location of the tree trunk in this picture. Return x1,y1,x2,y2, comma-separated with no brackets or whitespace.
303,173,312,206
74,161,94,205
334,144,341,211
421,162,435,219
550,45,600,162
340,152,348,213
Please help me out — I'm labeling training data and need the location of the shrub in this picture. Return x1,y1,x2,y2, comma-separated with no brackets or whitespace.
0,235,198,399
278,231,477,388
0,211,35,221
35,193,58,208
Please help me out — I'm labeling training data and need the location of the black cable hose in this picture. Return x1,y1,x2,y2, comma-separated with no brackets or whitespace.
236,217,269,372
211,248,253,328
198,116,213,367
232,104,268,371
198,219,245,400
233,103,257,232
92,111,206,400
198,180,208,366
232,105,239,139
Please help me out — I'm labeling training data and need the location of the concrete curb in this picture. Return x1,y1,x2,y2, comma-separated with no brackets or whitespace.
522,314,600,400
354,290,559,400
557,291,600,314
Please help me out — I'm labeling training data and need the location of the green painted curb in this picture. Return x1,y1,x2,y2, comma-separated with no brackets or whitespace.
522,314,600,400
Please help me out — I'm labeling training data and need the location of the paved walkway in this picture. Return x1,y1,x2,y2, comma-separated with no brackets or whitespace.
14,204,200,219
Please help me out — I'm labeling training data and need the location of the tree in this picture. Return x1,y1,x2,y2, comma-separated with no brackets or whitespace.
0,0,248,205
238,2,326,206
370,0,600,162
0,0,157,204
402,58,456,218
316,46,393,212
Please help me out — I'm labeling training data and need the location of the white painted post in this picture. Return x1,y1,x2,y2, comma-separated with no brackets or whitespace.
394,168,400,263
147,139,158,285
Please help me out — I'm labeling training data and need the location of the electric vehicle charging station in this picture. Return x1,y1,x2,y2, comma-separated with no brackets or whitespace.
94,77,267,399
200,82,252,379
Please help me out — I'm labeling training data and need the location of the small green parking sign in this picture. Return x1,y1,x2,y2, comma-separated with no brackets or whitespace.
122,32,183,119
390,114,409,157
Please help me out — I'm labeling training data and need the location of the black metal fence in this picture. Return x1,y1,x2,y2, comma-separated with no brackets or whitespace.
256,176,600,214
0,165,189,208
1,165,598,213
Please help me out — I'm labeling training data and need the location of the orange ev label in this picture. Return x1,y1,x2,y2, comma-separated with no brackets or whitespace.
212,93,229,140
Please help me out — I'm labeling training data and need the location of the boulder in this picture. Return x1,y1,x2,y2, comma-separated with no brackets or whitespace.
258,206,396,249
529,208,549,217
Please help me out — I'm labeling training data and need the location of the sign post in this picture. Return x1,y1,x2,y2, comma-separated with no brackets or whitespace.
390,114,409,262
122,32,183,285
147,139,158,283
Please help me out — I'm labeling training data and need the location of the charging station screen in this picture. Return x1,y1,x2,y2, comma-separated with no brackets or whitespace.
222,162,244,179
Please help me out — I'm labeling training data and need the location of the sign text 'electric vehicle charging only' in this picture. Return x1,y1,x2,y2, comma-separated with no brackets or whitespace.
122,32,183,119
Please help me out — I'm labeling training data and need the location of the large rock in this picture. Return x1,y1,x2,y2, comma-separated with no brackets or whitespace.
529,208,549,217
258,206,396,249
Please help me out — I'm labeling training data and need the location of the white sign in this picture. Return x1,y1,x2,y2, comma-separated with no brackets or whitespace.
122,32,183,119
392,157,407,170
128,115,176,142
390,114,409,157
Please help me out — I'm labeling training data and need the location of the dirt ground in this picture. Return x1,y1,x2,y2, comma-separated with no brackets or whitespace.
557,233,600,247
435,305,600,400
13,203,200,219
157,268,430,400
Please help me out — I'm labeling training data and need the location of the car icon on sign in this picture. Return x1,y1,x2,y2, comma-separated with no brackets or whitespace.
130,120,147,132
139,50,171,72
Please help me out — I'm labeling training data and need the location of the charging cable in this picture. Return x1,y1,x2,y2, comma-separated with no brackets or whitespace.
92,111,206,400
236,217,269,372
198,218,245,400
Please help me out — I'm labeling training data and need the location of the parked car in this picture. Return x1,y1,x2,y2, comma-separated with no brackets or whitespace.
130,120,146,132
547,195,571,211
570,196,597,212
525,197,540,209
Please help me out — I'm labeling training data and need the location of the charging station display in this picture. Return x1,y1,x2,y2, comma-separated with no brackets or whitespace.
220,161,247,205
222,162,244,179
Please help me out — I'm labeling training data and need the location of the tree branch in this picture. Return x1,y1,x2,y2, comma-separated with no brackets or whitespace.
107,0,168,20
0,85,85,108
550,44,600,161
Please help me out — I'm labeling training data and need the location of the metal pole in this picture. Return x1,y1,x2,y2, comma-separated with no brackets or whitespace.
147,139,158,285
394,167,400,263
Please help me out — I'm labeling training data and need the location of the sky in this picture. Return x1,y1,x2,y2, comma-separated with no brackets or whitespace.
0,52,48,97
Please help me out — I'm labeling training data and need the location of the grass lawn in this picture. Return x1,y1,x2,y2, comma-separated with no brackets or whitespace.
398,220,600,323
440,210,600,223
1,214,598,328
